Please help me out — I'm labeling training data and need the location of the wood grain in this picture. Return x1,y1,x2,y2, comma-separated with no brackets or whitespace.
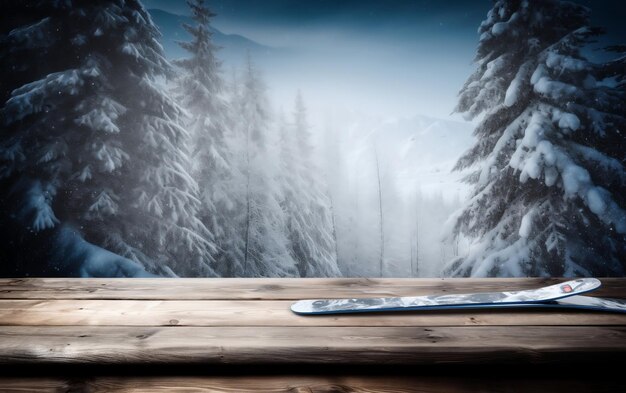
0,326,624,365
1,278,625,376
1,277,623,300
0,375,622,393
0,299,624,327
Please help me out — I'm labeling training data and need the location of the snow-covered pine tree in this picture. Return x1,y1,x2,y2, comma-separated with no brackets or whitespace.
0,0,214,276
445,0,626,277
232,56,297,277
321,117,345,274
278,93,340,277
173,0,245,276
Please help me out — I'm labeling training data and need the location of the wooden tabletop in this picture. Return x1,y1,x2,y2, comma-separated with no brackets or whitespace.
0,277,625,392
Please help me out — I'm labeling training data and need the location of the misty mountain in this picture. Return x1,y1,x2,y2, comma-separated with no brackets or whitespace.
326,113,473,278
148,8,285,65
374,115,474,167
391,115,474,200
339,113,474,201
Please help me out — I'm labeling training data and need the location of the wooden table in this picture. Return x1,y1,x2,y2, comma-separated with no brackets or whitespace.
0,278,624,392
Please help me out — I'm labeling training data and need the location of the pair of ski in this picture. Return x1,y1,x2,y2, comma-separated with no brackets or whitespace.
291,278,626,315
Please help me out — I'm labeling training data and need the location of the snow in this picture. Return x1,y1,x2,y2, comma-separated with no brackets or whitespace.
546,52,588,72
2,0,624,279
530,64,547,85
537,140,556,166
544,166,558,186
88,191,119,217
0,0,225,279
321,111,473,277
77,165,92,182
82,65,101,78
72,34,86,46
4,70,84,123
533,77,578,100
479,31,491,41
121,43,141,58
519,210,533,238
586,188,606,215
490,10,519,37
7,17,51,49
557,112,580,131
95,143,128,172
75,108,121,134
11,179,59,231
51,225,157,277
446,0,626,277
491,22,508,36
504,76,521,107
521,113,545,148
571,143,625,180
505,62,533,107
511,114,562,184
482,55,507,80
560,160,590,195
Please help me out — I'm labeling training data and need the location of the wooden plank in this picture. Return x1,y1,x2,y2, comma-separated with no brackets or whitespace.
0,299,624,327
0,375,622,393
1,277,624,300
0,326,624,365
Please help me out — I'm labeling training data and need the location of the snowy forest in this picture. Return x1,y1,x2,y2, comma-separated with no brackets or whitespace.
0,0,624,278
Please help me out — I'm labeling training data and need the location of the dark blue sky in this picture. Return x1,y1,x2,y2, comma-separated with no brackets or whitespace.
144,0,625,44
144,0,626,119
145,1,487,50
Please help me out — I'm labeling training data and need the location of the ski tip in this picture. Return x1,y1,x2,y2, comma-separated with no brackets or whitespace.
291,300,316,315
559,277,601,294
586,277,602,288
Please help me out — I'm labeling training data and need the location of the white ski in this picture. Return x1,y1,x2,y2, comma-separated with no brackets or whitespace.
291,278,602,315
447,295,626,313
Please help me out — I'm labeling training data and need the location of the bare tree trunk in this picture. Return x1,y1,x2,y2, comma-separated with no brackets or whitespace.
328,194,341,274
413,207,420,277
410,231,414,278
413,189,420,277
243,125,251,276
409,190,419,278
375,146,384,277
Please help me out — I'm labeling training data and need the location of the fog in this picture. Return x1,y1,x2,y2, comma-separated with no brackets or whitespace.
2,0,623,278
138,0,626,277
141,1,493,276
